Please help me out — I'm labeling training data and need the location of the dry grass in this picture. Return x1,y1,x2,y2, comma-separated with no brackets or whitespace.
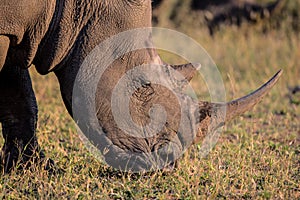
0,2,299,199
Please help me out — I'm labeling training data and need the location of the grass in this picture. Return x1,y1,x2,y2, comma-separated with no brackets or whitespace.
0,3,299,199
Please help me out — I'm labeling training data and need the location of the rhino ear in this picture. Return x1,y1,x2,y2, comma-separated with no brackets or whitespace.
170,63,201,82
0,35,10,71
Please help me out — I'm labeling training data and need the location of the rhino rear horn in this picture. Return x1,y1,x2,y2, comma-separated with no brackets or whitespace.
171,63,201,82
0,35,10,71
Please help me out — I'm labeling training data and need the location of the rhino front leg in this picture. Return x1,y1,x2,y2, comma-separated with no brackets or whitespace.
0,65,43,172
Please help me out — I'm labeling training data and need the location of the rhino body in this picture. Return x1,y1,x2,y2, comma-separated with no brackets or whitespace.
0,0,281,172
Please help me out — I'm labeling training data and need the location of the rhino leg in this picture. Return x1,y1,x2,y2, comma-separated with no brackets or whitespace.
0,65,45,172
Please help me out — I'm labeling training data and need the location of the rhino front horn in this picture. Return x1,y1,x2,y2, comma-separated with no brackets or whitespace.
0,35,10,71
225,69,283,120
195,70,283,143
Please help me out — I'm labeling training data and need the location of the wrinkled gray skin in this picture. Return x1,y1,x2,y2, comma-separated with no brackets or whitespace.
0,0,281,172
